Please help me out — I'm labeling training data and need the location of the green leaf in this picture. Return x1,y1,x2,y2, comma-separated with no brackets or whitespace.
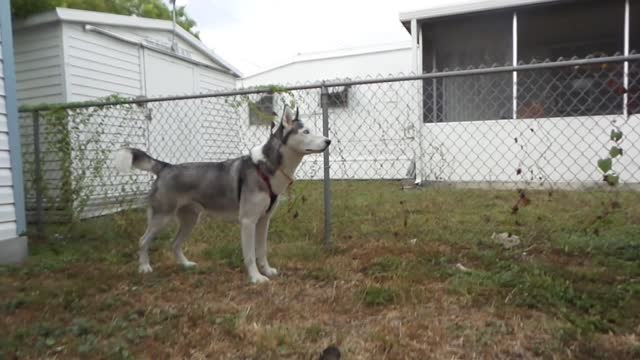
605,174,619,186
609,146,622,158
610,130,623,142
597,158,612,173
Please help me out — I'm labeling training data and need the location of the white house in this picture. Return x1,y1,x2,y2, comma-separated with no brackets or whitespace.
399,0,640,186
13,8,242,218
237,43,417,180
0,0,27,264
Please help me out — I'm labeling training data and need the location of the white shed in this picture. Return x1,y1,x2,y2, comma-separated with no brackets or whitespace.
13,8,242,219
0,0,27,264
13,7,240,104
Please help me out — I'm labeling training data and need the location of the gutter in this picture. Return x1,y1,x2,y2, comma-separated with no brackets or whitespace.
83,24,237,76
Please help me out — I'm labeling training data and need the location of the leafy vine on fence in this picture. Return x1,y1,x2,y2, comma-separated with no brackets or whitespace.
598,125,624,186
26,95,143,228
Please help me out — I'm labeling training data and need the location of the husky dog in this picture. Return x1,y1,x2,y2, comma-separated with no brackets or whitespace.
113,107,330,284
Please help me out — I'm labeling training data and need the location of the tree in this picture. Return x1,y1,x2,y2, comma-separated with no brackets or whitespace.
11,0,199,38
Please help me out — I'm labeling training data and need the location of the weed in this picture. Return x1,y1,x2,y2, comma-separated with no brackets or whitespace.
203,241,244,269
361,286,398,306
364,256,405,277
304,324,325,342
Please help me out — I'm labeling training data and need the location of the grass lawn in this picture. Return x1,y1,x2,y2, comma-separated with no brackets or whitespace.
1,181,640,359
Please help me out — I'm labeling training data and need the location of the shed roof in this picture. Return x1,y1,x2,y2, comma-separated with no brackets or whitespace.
14,7,241,77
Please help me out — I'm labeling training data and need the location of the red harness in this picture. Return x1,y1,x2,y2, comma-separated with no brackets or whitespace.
256,166,278,212
255,165,294,212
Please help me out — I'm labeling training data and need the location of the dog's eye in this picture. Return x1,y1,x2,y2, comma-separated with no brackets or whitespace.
303,130,310,134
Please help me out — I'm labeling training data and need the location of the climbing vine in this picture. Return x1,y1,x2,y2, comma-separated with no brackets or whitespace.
598,125,624,186
23,95,144,228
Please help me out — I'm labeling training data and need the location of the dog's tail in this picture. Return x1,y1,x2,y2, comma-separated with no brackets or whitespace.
113,148,169,175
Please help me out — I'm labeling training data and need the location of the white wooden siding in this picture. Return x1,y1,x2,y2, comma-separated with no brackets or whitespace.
63,23,142,101
197,67,238,161
0,25,18,240
14,23,65,104
198,66,235,92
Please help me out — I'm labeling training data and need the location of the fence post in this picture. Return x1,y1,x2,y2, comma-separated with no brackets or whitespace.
32,111,44,237
320,85,332,246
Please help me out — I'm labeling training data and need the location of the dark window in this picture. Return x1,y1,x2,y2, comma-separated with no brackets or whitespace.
324,87,349,108
421,13,513,122
517,0,625,118
633,0,640,54
630,1,640,115
249,94,275,126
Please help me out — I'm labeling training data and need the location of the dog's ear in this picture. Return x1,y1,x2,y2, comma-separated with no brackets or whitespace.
281,106,296,128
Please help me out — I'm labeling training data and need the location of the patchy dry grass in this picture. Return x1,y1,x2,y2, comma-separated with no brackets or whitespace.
1,181,640,359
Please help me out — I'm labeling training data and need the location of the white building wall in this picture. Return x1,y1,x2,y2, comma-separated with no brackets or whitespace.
0,17,18,240
14,23,65,105
58,23,147,217
199,66,236,92
63,23,143,101
419,115,640,186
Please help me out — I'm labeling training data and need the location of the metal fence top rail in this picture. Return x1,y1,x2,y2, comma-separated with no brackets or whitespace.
19,53,640,113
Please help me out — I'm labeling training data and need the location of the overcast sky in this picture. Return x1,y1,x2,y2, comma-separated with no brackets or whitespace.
172,0,480,75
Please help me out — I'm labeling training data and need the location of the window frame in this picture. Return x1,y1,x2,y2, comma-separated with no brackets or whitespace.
421,0,631,122
248,94,276,126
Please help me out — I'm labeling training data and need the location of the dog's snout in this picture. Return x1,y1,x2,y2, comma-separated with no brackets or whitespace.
325,139,332,146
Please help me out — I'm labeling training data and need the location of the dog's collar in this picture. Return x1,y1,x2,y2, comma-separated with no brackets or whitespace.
277,168,295,186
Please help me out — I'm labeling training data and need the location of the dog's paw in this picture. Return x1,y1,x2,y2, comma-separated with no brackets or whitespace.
249,274,270,284
262,266,278,277
138,264,153,273
181,261,197,268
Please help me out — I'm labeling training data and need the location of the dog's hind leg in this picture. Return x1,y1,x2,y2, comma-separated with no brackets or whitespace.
172,204,200,268
255,215,278,277
138,210,171,273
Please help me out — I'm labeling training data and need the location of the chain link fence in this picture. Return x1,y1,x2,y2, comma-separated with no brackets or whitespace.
18,54,640,238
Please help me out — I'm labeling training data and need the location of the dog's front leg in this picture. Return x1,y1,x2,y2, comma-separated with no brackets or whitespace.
241,218,269,284
256,215,278,277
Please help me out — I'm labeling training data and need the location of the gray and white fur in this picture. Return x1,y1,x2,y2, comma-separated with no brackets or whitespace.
113,107,330,284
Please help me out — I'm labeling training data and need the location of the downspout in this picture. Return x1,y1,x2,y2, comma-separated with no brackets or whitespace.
411,19,423,185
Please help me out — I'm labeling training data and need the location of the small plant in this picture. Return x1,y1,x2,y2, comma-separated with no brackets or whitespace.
364,256,404,277
304,324,324,342
597,128,624,186
361,286,397,306
203,242,244,269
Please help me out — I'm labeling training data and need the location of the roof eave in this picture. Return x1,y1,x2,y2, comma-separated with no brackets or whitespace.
398,0,566,31
14,8,241,77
